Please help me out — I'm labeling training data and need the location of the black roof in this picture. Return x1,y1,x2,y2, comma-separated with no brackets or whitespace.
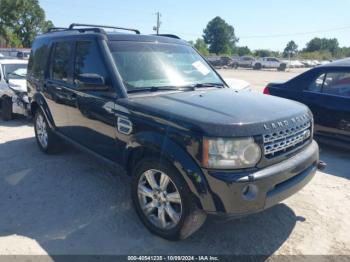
37,24,188,46
107,33,188,45
319,57,350,68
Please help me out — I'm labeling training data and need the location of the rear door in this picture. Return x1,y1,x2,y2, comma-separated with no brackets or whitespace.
44,40,74,133
318,71,350,141
300,71,327,127
267,58,277,68
64,39,118,161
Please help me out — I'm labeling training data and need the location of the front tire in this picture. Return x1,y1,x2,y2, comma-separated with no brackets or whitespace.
253,63,262,70
34,109,61,153
278,64,287,71
132,157,206,240
1,97,13,121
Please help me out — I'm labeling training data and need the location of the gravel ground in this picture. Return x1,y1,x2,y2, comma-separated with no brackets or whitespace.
0,69,349,257
218,67,308,91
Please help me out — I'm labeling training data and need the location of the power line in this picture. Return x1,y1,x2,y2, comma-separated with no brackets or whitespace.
162,25,350,40
240,25,350,39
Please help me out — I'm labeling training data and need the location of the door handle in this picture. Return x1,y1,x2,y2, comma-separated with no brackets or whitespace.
69,92,77,99
339,120,350,130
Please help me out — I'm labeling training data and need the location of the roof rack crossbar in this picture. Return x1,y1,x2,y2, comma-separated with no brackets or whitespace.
68,23,140,34
152,34,181,39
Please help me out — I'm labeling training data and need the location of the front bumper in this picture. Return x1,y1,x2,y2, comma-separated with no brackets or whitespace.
12,94,30,116
204,140,319,216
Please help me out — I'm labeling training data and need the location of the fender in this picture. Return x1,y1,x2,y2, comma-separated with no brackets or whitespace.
31,92,56,129
125,131,216,212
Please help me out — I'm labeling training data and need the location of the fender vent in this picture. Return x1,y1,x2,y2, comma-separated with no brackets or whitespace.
117,117,132,135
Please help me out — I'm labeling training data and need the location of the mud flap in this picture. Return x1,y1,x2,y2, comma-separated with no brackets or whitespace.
179,207,207,239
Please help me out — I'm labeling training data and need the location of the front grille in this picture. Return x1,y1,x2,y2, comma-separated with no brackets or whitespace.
263,121,311,158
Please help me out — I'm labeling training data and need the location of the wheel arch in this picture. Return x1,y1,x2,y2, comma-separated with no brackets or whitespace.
124,131,215,211
30,93,55,128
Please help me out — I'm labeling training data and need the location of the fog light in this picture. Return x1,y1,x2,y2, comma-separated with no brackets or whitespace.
241,184,258,201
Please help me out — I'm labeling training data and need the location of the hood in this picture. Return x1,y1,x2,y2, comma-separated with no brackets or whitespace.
125,88,311,137
8,79,27,93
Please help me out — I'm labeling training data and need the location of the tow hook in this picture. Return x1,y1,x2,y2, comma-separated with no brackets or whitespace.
317,160,327,171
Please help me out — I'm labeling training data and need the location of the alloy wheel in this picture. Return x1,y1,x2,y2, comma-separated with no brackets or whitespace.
36,114,48,149
137,169,182,230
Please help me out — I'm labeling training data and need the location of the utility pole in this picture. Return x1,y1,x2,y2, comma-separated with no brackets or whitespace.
153,12,161,35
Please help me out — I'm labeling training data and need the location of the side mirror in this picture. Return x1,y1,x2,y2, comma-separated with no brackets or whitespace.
75,73,108,91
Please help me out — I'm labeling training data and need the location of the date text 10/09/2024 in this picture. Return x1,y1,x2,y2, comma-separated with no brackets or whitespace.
127,256,220,261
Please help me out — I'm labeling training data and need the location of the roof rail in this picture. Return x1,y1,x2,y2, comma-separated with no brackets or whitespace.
68,23,140,34
152,34,181,39
47,27,68,33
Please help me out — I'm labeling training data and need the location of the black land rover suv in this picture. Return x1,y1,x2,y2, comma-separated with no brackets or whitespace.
28,24,320,240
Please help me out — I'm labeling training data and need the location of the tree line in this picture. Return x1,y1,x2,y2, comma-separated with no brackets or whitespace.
194,16,350,60
0,0,53,48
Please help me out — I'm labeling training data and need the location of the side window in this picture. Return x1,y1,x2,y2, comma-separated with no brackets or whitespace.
28,38,50,80
322,72,350,97
307,73,325,92
51,41,73,82
74,41,109,88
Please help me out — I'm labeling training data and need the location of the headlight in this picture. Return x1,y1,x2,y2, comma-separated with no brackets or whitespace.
203,137,261,169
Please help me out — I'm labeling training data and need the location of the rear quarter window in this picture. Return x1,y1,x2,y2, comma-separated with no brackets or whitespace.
307,73,325,92
323,72,350,97
28,38,51,80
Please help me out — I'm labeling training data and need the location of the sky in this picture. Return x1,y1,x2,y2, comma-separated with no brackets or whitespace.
40,0,350,51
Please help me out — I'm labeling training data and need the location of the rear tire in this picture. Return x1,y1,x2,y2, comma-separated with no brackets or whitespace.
34,109,62,154
1,97,13,121
131,157,206,240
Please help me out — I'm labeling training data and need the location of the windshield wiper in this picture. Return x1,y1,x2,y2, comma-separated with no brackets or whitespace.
127,83,224,93
190,83,225,88
127,86,189,93
7,72,26,79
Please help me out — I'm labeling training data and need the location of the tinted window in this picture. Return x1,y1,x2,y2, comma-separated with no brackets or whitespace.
323,72,350,97
74,41,109,85
28,38,50,80
51,41,73,82
308,73,325,92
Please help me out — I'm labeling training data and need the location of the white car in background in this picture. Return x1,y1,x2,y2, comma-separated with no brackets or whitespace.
252,57,287,71
0,59,29,120
320,60,331,65
290,60,304,68
224,78,252,91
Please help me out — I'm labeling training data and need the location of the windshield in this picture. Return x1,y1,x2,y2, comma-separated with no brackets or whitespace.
2,64,27,80
108,41,222,91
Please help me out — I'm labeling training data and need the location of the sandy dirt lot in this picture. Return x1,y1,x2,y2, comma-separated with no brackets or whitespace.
0,69,349,258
